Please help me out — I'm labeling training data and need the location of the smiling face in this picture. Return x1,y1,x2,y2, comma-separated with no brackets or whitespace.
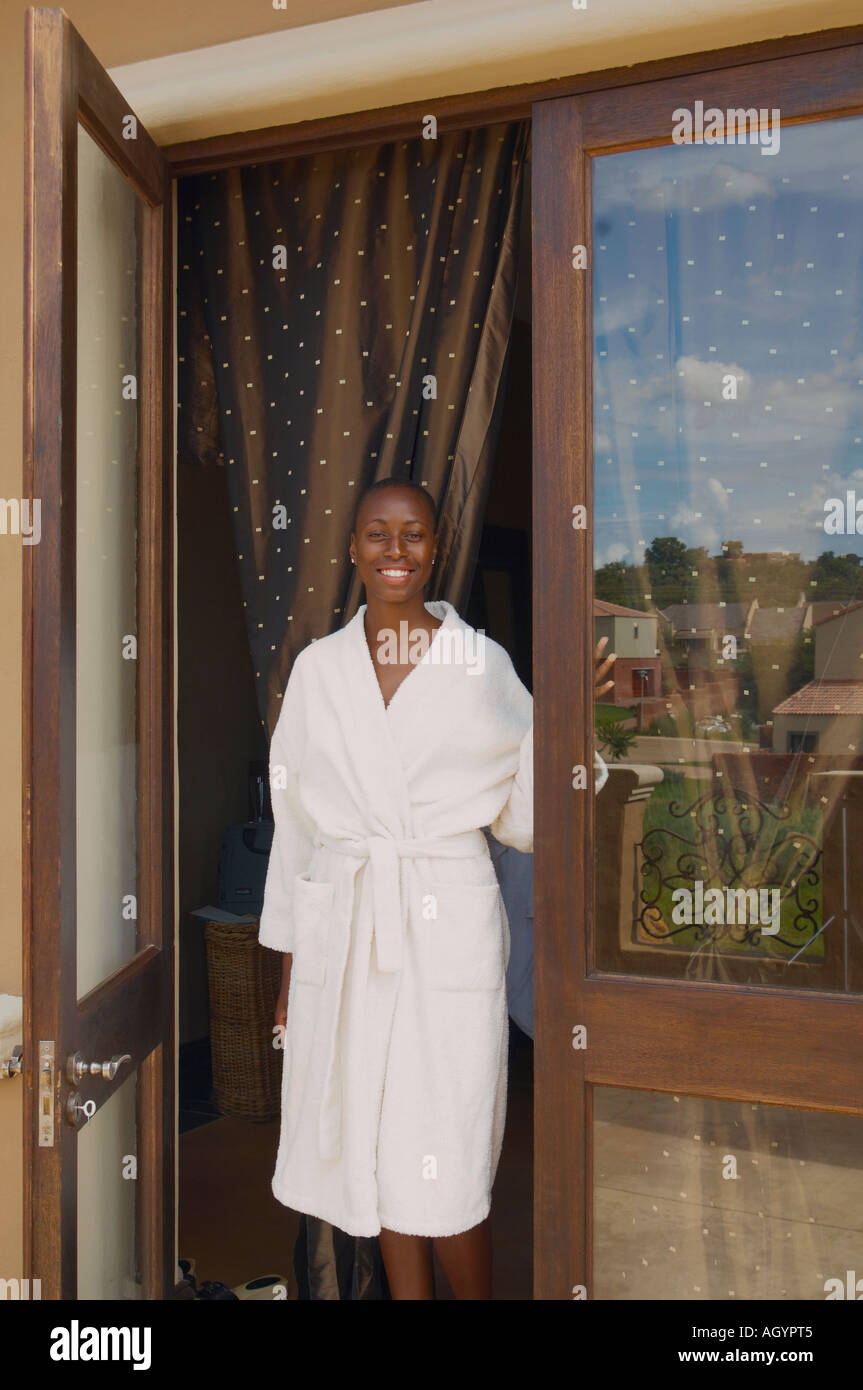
350,486,438,606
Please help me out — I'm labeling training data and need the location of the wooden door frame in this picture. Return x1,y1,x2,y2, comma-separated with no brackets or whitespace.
532,47,863,1297
22,7,174,1298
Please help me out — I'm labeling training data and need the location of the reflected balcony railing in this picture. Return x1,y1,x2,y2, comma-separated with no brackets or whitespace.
595,756,863,991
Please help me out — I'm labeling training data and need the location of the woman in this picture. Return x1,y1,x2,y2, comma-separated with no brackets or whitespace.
259,477,614,1299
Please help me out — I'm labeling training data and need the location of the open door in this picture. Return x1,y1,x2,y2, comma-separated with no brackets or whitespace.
532,45,863,1299
23,8,174,1298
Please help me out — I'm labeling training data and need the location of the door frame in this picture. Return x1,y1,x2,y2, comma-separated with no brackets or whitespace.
22,7,174,1298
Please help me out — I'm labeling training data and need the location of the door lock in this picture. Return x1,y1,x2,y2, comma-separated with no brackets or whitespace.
66,1052,132,1083
65,1091,98,1127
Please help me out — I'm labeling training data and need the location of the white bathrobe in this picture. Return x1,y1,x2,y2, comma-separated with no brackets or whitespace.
258,598,537,1238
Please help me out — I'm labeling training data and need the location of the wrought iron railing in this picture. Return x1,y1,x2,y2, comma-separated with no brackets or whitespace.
636,782,822,957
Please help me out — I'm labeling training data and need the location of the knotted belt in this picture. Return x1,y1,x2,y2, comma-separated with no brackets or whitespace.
310,829,488,1160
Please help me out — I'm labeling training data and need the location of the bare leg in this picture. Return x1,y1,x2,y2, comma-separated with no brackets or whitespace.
378,1228,435,1300
432,1215,493,1300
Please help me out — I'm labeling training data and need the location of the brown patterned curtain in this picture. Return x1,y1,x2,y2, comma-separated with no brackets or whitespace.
177,119,529,738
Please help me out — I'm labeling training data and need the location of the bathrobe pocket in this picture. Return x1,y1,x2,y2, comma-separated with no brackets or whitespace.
291,874,335,987
422,882,506,991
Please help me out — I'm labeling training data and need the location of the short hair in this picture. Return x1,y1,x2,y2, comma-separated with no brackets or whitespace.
351,476,438,535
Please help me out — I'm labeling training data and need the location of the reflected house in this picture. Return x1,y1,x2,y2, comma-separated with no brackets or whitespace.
661,597,811,657
593,599,661,707
660,600,753,663
772,600,863,754
658,598,813,722
809,598,861,626
746,599,813,723
745,600,811,646
659,601,751,718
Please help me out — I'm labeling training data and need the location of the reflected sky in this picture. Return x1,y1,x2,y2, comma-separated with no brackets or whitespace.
592,116,863,567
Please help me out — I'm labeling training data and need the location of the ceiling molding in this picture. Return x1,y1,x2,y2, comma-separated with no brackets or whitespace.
108,0,863,145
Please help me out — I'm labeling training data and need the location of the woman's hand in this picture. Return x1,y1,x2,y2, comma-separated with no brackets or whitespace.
594,635,616,699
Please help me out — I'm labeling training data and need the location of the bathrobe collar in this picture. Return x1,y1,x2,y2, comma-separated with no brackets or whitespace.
337,599,461,840
347,598,459,717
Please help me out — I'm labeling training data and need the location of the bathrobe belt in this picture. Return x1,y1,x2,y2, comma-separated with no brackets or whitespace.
311,828,488,1160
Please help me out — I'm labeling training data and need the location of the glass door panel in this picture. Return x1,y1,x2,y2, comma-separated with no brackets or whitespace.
594,1086,863,1300
592,116,863,991
76,124,142,1000
77,1069,141,1299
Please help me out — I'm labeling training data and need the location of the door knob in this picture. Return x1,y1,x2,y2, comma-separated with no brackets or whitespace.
0,1045,23,1079
66,1052,132,1083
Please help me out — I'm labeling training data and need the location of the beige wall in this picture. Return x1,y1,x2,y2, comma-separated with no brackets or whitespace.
0,0,857,1293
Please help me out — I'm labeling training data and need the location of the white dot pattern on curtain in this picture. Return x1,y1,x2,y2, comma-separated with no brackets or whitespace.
177,122,529,734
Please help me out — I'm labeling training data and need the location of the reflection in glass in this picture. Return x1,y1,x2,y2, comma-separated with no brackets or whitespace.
594,1087,863,1300
76,126,141,998
592,117,863,990
77,1069,141,1299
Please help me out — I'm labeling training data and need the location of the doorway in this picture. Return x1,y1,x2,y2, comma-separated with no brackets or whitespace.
174,143,535,1300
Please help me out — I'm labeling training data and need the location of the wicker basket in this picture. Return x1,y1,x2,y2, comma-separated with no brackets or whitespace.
204,918,282,1121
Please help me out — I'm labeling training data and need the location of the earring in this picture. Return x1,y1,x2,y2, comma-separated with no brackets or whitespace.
351,557,356,565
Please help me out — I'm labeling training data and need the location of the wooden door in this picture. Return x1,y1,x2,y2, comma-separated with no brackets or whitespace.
532,44,863,1299
23,8,174,1299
